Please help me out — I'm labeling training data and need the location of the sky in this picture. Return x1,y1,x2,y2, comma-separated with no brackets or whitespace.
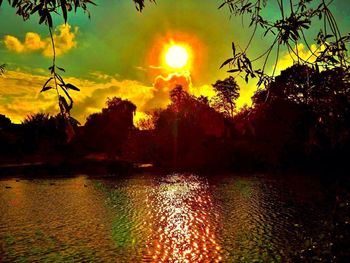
0,0,349,124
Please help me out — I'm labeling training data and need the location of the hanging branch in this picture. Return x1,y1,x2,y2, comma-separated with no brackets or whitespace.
43,26,78,118
219,0,350,87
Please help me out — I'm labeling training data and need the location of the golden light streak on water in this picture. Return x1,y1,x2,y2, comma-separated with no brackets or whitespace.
142,174,221,262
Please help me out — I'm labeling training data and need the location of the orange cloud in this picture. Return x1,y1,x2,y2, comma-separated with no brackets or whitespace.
142,72,193,110
0,68,215,124
3,24,78,57
154,72,192,92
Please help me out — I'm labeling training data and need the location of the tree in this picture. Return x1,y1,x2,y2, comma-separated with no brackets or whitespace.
20,113,77,154
84,97,136,158
153,86,228,168
211,76,240,118
249,64,350,167
0,114,11,130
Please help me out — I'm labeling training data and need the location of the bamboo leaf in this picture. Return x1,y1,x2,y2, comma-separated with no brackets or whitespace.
61,0,67,23
41,86,53,92
227,69,240,73
218,2,226,9
65,83,80,91
220,58,234,69
42,77,53,90
232,42,236,56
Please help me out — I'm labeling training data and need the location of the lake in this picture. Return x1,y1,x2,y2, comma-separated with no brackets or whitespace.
0,173,346,262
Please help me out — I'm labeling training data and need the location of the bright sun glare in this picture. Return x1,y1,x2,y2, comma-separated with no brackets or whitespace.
165,45,189,69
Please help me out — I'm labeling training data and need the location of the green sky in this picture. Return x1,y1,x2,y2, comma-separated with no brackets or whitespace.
0,0,349,123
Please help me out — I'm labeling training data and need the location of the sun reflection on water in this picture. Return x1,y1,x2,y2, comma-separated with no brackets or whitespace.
143,174,222,262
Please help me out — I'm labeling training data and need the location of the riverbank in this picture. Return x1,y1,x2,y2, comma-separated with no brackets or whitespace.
0,158,136,177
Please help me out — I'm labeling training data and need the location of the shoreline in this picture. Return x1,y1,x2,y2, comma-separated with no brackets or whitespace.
1,158,348,180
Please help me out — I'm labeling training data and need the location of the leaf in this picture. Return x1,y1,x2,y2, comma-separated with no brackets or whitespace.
59,84,72,101
59,95,71,113
227,69,240,73
232,42,236,56
242,3,252,10
218,2,226,9
42,77,53,90
55,73,65,85
39,13,46,24
86,0,97,6
65,83,80,91
61,0,67,23
47,12,53,28
30,4,42,15
245,56,253,71
41,86,53,92
57,66,65,72
220,58,233,69
12,0,19,8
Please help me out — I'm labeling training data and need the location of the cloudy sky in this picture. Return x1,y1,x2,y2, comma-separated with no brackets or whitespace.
0,0,349,123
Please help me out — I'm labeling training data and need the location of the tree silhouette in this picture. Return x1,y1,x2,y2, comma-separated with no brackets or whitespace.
211,76,240,118
248,63,350,167
152,86,228,168
20,113,74,154
0,114,11,130
83,97,136,158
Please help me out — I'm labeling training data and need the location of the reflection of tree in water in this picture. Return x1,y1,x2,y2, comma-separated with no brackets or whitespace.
143,174,222,262
215,177,289,262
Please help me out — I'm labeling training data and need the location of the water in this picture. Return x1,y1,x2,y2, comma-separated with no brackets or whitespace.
0,173,343,262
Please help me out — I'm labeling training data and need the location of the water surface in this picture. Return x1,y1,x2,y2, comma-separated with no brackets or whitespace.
0,173,340,262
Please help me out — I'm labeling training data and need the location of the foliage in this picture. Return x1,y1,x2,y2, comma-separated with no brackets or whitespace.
83,97,136,157
0,114,11,129
20,113,79,153
244,64,350,168
211,76,240,117
0,64,5,75
136,111,160,130
219,0,350,86
151,86,229,168
1,1,154,27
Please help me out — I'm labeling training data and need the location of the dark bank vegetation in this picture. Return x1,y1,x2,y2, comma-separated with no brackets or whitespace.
0,64,350,175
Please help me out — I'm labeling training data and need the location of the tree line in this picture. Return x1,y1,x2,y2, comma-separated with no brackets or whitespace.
1,64,349,173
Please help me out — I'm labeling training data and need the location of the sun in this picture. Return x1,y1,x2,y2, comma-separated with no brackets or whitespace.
165,45,189,69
